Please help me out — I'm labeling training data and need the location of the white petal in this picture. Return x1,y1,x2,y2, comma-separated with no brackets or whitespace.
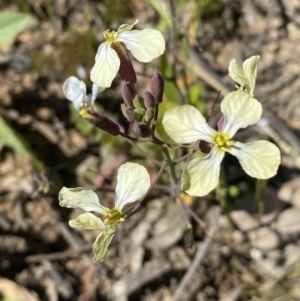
59,187,107,215
69,213,105,230
115,162,150,212
162,105,216,143
181,147,225,196
90,43,120,88
62,76,87,110
88,83,105,104
221,91,262,137
93,225,117,263
119,29,165,62
117,19,138,34
242,56,260,95
229,141,281,179
228,59,248,89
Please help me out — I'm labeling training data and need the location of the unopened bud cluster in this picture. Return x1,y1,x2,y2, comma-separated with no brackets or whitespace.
121,71,164,138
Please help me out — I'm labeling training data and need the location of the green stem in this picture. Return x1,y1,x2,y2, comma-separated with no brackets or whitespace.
161,146,177,182
140,161,168,202
255,179,266,215
119,132,138,141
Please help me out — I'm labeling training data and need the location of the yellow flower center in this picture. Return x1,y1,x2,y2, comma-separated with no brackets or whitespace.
213,132,234,152
103,30,119,43
79,103,97,118
104,209,125,225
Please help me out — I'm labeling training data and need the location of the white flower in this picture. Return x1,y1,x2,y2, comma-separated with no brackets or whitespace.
63,76,104,110
162,91,281,197
228,55,260,96
90,20,165,88
59,162,150,262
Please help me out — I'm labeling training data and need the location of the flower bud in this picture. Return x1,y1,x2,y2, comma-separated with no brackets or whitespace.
121,103,135,123
121,81,136,108
150,70,164,103
143,91,155,109
133,122,151,138
80,108,121,136
199,140,212,154
112,42,137,84
133,95,144,109
144,108,154,123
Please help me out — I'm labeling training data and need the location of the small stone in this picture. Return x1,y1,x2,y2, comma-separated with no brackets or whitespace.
276,208,300,236
168,247,191,270
248,227,279,251
232,230,245,244
259,211,277,225
278,177,300,204
230,210,259,232
291,188,300,209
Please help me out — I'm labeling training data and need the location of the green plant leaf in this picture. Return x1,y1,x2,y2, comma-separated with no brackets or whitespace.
0,11,32,45
0,115,43,169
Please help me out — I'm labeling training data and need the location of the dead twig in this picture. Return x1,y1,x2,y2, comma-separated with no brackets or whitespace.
172,206,220,301
25,243,93,263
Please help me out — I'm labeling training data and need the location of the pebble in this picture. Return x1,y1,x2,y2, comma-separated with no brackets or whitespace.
230,210,259,232
276,208,300,236
248,227,279,251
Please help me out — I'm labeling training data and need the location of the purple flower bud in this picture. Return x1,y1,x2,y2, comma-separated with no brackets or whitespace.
199,140,212,154
133,122,151,138
150,70,164,103
112,42,137,84
81,108,120,136
121,81,136,108
121,103,135,123
143,91,155,109
144,108,154,123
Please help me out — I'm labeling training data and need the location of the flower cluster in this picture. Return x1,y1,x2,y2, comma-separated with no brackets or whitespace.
121,71,164,138
162,56,280,197
60,17,281,264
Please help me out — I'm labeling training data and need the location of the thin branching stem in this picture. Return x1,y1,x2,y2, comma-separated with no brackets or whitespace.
119,132,139,141
140,160,168,202
161,146,177,182
127,139,161,167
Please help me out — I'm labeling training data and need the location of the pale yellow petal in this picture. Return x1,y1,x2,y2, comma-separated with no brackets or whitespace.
228,56,260,95
221,91,262,137
119,29,165,62
181,147,225,197
69,213,105,230
242,55,260,95
229,141,281,179
117,19,138,34
228,59,248,89
162,105,216,143
93,225,117,263
115,162,150,212
90,43,120,88
59,187,107,215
